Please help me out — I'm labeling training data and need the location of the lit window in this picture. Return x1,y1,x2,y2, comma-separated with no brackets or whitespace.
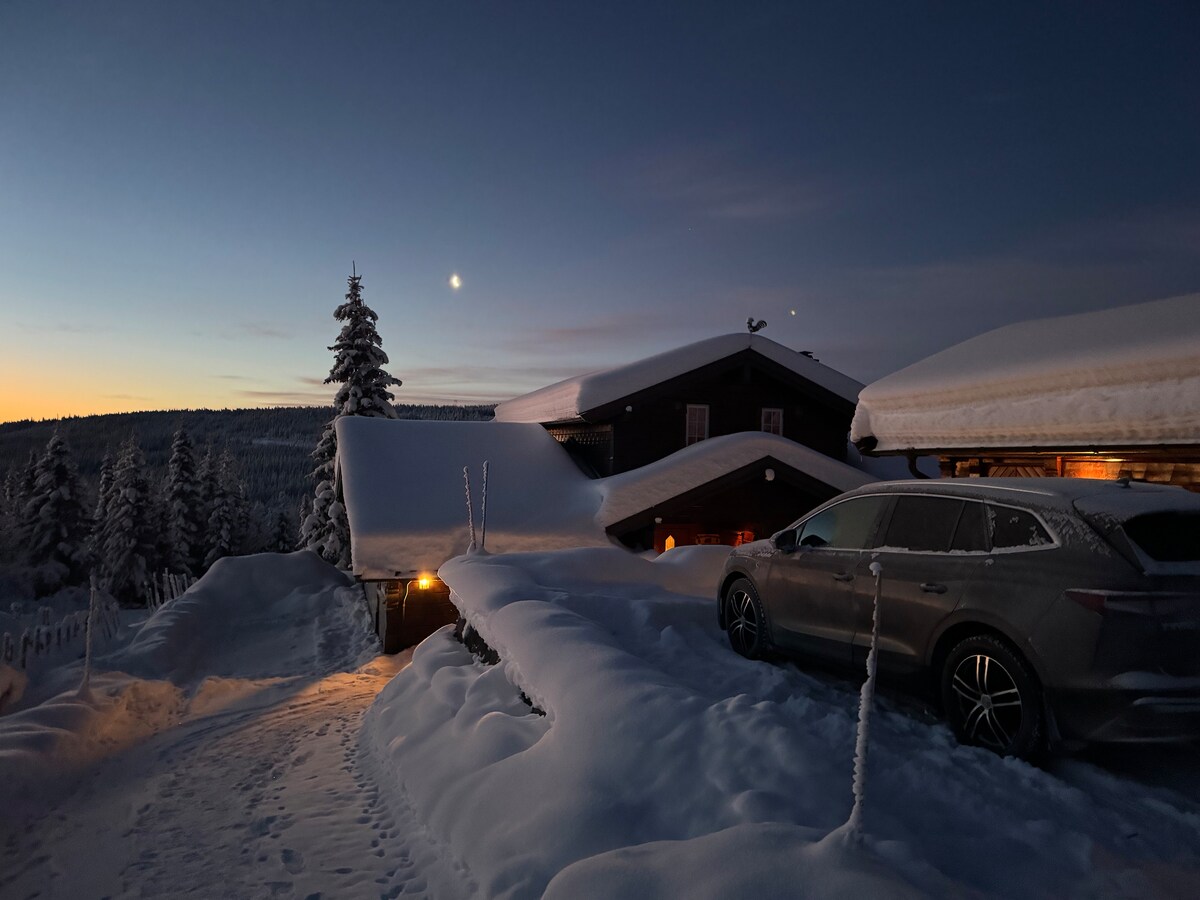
686,404,709,445
761,408,783,435
664,535,676,550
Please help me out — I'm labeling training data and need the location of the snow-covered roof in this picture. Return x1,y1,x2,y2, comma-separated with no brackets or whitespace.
494,333,863,424
596,432,875,527
337,418,876,578
336,418,609,579
851,294,1200,453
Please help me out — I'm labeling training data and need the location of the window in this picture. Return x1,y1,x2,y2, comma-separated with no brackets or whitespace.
761,408,783,435
685,404,709,445
951,500,990,552
1123,512,1200,562
795,496,889,550
988,504,1053,549
883,496,963,552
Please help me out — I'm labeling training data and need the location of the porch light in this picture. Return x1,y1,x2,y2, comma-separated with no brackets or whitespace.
417,576,432,590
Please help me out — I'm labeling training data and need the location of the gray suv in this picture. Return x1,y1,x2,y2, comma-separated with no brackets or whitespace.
717,478,1200,758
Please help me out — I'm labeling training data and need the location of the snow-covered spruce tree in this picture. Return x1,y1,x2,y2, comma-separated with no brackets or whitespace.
0,468,23,561
271,503,295,552
203,449,245,568
24,433,91,593
164,428,202,576
99,436,157,602
194,446,220,572
8,450,40,560
88,452,115,562
301,267,401,567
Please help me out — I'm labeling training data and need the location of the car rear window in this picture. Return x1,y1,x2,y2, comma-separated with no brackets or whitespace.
1122,512,1200,562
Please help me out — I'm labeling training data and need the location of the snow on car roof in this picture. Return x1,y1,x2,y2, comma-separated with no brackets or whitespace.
851,294,1200,452
494,333,863,424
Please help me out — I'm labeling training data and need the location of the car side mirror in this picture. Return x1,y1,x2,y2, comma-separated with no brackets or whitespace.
774,530,798,553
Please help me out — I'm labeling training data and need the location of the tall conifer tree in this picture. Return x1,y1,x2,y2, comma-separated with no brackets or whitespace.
165,428,202,575
301,266,401,567
99,435,156,601
24,433,91,592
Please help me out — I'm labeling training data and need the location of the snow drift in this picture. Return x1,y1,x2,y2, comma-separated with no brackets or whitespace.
364,546,1200,899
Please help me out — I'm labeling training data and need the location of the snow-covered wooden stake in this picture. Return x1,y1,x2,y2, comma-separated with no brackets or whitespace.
479,460,490,551
463,466,477,550
846,560,884,841
79,573,98,700
2,631,11,663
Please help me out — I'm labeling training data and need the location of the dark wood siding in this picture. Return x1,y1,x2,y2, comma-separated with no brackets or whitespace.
583,350,854,474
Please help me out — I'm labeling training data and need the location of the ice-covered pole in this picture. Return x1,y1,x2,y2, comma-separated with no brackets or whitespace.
78,572,99,700
479,460,490,551
846,560,883,840
463,466,477,550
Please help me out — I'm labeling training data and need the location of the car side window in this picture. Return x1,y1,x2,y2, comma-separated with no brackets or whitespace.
988,504,1053,549
882,495,963,552
951,500,990,552
796,496,888,550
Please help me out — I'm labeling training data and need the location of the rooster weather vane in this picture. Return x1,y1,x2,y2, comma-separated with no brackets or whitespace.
746,317,767,333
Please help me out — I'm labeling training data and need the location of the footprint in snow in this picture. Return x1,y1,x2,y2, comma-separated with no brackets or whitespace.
281,848,305,874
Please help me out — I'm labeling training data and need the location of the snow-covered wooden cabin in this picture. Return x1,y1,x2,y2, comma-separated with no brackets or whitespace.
851,294,1200,490
494,332,870,550
337,333,876,649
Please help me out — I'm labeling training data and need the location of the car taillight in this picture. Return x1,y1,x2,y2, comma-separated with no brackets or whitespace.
1064,589,1161,614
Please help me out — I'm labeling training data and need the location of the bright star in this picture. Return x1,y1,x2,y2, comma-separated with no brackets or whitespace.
449,273,462,290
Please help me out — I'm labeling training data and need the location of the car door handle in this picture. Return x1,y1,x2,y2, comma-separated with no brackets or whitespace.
920,582,948,594
833,572,854,582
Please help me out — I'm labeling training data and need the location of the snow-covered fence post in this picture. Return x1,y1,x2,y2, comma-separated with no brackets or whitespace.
463,466,477,550
20,629,31,669
79,573,100,699
40,606,51,627
480,460,490,551
846,561,884,841
2,632,11,663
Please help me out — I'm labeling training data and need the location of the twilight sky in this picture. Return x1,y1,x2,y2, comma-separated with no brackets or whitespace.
2,1,1197,422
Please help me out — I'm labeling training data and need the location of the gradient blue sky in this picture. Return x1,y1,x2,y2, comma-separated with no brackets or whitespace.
2,1,1198,421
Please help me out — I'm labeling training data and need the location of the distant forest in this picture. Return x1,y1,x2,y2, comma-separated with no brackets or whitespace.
0,404,494,511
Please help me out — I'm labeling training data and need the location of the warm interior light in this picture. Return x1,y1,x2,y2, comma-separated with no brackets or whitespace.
664,535,676,550
417,576,432,590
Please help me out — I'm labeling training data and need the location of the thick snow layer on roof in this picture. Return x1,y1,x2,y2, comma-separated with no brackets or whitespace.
597,432,875,527
338,419,876,575
852,294,1200,452
336,417,610,578
494,333,863,424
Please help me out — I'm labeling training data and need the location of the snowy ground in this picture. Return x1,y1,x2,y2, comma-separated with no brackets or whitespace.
4,548,1200,899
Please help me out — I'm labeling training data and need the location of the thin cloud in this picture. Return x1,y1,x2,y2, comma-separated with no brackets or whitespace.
236,388,334,406
618,143,833,222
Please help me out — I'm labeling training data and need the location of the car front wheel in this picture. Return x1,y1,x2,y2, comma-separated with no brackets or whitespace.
940,634,1045,760
725,578,769,659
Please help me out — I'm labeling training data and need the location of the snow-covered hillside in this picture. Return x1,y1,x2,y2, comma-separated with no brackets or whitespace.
4,548,1199,898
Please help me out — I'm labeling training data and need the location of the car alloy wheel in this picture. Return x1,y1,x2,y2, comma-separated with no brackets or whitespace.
941,634,1044,759
725,578,767,659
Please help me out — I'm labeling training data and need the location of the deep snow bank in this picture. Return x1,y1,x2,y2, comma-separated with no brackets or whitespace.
364,547,1200,899
1,551,377,821
117,550,373,684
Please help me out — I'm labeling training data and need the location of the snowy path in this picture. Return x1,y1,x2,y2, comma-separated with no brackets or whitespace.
1,663,470,900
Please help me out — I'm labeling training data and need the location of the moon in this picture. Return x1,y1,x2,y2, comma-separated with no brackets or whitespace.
449,273,463,290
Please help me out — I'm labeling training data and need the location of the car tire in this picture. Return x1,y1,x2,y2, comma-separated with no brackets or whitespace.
724,578,769,659
940,634,1045,760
